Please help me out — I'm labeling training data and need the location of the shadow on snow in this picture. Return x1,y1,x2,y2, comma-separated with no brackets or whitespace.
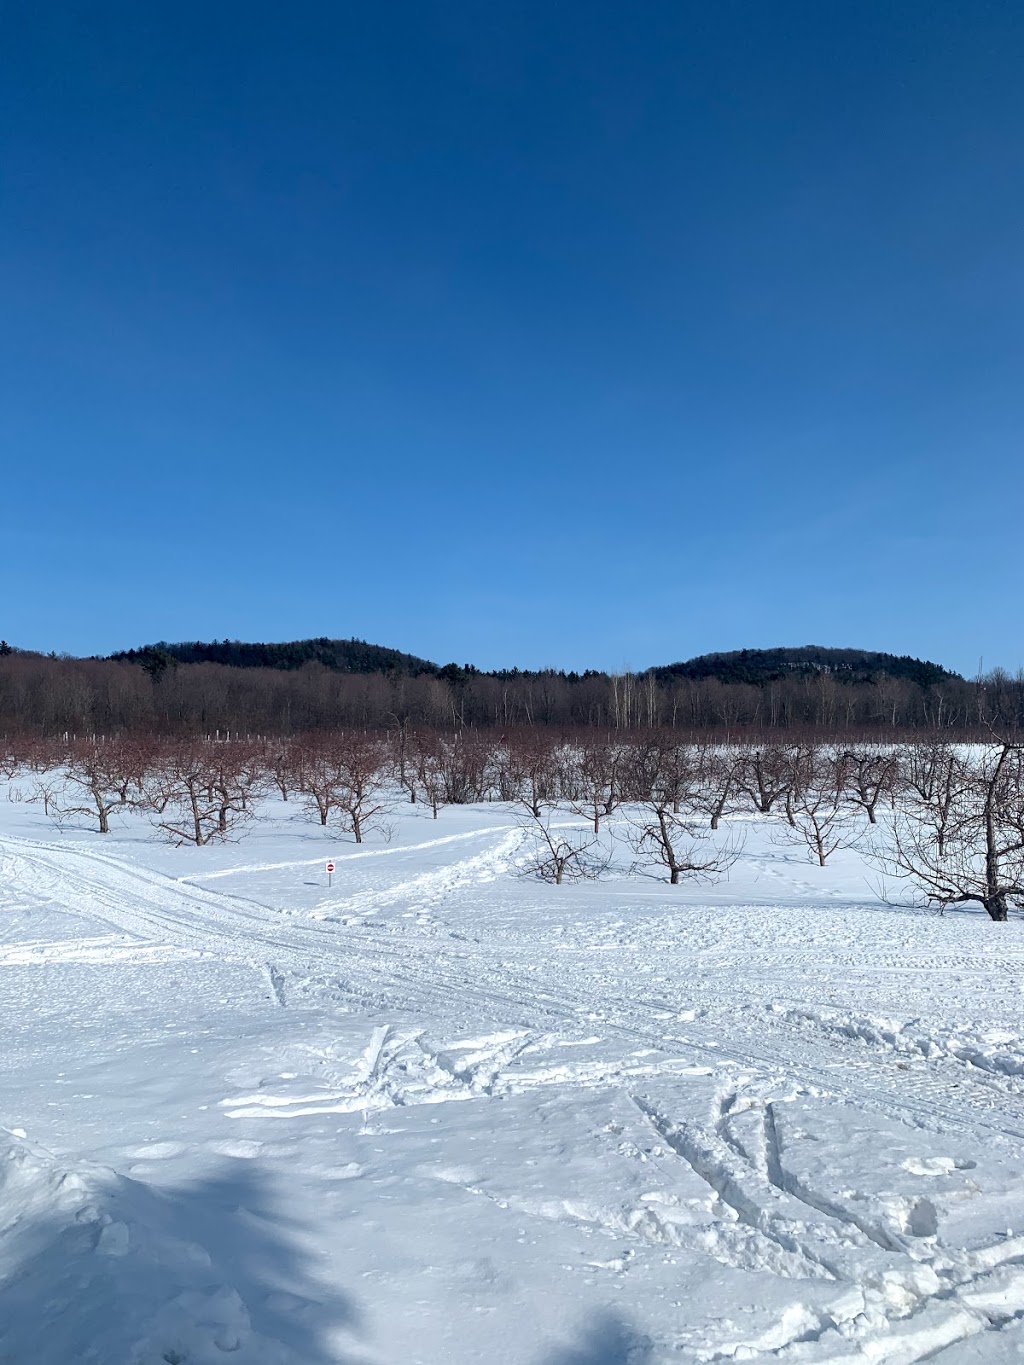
540,1309,655,1365
0,1150,359,1364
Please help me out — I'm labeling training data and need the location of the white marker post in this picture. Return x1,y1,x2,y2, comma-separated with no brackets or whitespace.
326,860,335,888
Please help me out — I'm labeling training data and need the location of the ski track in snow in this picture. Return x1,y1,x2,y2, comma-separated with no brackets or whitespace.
2,812,1024,1363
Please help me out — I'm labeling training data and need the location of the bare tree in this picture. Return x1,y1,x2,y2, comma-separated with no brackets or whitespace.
566,738,622,834
781,745,812,828
331,734,392,844
295,738,348,827
653,741,698,815
29,775,63,821
842,747,897,824
389,717,415,803
209,743,267,835
0,741,23,781
618,737,696,813
880,741,1024,920
147,742,253,846
783,749,854,867
737,744,794,816
55,738,145,834
411,734,447,819
434,733,496,805
267,741,298,803
628,800,742,885
689,745,741,830
517,810,609,885
496,733,559,817
900,740,963,858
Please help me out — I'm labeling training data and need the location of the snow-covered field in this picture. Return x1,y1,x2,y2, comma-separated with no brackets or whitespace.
1,787,1024,1364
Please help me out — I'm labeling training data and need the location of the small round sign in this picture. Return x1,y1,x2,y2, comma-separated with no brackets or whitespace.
325,861,335,874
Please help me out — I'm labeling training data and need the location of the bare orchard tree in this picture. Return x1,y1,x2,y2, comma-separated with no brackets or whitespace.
396,731,444,818
434,733,496,805
899,740,964,859
389,718,415,803
736,743,794,816
496,731,562,813
689,745,741,830
628,799,742,885
25,738,65,774
516,810,609,885
147,742,253,846
0,741,24,780
782,748,855,867
880,740,1024,920
209,743,267,835
28,774,63,821
266,740,299,803
566,737,622,834
54,737,147,834
295,737,349,827
781,745,812,829
330,733,392,844
619,736,697,813
841,747,898,825
653,740,699,815
495,733,559,817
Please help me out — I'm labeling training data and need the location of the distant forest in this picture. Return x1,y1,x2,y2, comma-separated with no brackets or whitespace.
0,638,1017,737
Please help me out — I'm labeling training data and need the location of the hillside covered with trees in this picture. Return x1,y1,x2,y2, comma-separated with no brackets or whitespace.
0,637,1015,738
110,637,438,678
109,640,958,687
652,647,956,690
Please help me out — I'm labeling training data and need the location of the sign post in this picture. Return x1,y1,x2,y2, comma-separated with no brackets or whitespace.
325,860,335,888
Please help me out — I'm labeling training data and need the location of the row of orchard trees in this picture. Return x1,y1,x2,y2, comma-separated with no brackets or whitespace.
3,732,1023,919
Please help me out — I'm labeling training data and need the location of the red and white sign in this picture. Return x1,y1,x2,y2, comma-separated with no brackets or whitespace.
325,861,335,875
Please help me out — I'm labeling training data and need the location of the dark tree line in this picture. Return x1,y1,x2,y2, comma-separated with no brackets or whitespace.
1,649,1020,738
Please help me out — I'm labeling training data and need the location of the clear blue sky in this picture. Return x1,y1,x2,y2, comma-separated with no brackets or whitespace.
3,2,1022,675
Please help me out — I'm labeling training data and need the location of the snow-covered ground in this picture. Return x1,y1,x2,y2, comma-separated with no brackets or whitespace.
1,786,1023,1364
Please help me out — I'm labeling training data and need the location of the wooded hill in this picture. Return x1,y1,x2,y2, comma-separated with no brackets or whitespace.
110,637,437,677
651,647,956,690
0,637,1005,737
108,640,958,688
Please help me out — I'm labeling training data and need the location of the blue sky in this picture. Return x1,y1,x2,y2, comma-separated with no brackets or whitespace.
2,1,1023,674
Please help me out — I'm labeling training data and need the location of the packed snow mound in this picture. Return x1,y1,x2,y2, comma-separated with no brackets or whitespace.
0,1130,333,1365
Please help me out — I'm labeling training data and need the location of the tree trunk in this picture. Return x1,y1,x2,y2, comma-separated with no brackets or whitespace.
985,893,1009,921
